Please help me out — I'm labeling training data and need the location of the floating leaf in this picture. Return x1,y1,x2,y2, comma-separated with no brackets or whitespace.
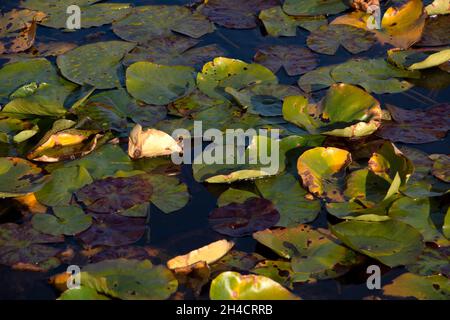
383,273,450,300
31,206,92,236
0,157,47,197
167,89,230,117
252,260,309,288
417,15,450,47
283,0,348,16
444,208,450,239
210,271,299,300
126,62,196,105
388,48,450,70
57,41,135,89
298,65,336,93
112,5,214,43
331,220,424,267
81,259,177,300
253,45,318,76
406,247,450,277
377,103,450,144
255,174,320,226
0,116,38,144
167,239,234,269
58,287,110,300
307,24,376,55
217,188,259,207
297,147,351,202
209,198,280,237
200,0,278,29
429,154,450,183
426,0,450,15
146,174,189,213
197,57,278,101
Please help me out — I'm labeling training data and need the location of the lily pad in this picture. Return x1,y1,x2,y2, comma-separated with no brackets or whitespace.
112,5,214,43
330,220,424,267
200,0,278,29
210,271,299,300
383,273,450,300
255,174,321,226
77,213,146,247
417,15,450,47
0,116,39,144
56,41,135,89
426,0,450,15
406,247,450,277
252,260,310,288
126,62,196,105
253,45,318,76
81,259,177,300
307,24,376,55
0,157,47,197
297,147,352,202
146,174,189,214
197,57,278,101
217,188,259,207
31,205,92,236
167,89,230,117
388,48,450,71
209,197,280,237
283,0,348,16
58,287,110,300
430,154,450,183
297,65,336,93
377,103,450,144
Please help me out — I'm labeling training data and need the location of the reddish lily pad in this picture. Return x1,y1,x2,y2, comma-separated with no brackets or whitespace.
253,45,318,76
75,175,153,214
209,198,280,237
377,103,450,144
77,213,146,247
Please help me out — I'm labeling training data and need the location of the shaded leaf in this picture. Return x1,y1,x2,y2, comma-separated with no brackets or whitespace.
383,273,450,300
283,0,348,15
32,205,92,236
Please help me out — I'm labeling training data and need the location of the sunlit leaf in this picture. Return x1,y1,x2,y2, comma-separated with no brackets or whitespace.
383,273,450,300
32,205,92,236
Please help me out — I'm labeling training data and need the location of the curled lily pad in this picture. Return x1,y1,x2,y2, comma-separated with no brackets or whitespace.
210,271,299,300
75,175,153,214
128,125,182,159
253,45,318,76
259,6,327,37
307,24,376,55
112,5,214,43
0,116,38,144
57,41,135,89
31,205,92,236
388,48,450,71
35,166,92,207
253,225,359,277
255,174,321,226
426,0,450,15
377,103,450,144
0,223,63,270
330,220,424,267
297,147,352,202
197,57,278,101
77,213,146,247
200,0,278,29
283,84,382,137
430,154,450,183
126,62,196,105
0,157,47,197
283,0,348,16
81,259,177,300
58,287,110,300
0,9,45,54
383,273,450,300
209,197,280,237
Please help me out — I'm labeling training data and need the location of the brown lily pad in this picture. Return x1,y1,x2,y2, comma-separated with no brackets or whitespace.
209,198,280,237
377,103,450,144
77,213,146,247
200,0,279,29
75,175,153,214
416,15,450,47
253,45,318,76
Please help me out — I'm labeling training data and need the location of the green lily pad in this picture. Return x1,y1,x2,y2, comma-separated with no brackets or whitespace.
259,6,327,37
146,174,189,214
330,220,424,267
430,154,450,183
0,157,48,197
0,116,39,144
58,287,110,300
377,103,450,144
406,247,450,277
32,205,92,236
35,166,93,206
297,65,336,93
283,0,348,15
444,208,450,239
252,260,311,288
383,273,450,300
200,0,278,29
388,48,450,71
197,57,278,101
307,24,376,55
167,89,230,117
112,5,214,43
253,225,359,277
81,259,178,300
297,147,352,202
57,41,135,89
255,174,321,226
217,188,259,207
283,84,382,137
253,45,318,76
126,62,196,105
22,1,131,29
0,223,63,269
210,271,299,300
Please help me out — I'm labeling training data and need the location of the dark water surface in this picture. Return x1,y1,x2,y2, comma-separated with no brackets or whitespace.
0,0,448,299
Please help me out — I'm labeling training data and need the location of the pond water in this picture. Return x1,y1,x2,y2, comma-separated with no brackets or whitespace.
0,0,448,300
